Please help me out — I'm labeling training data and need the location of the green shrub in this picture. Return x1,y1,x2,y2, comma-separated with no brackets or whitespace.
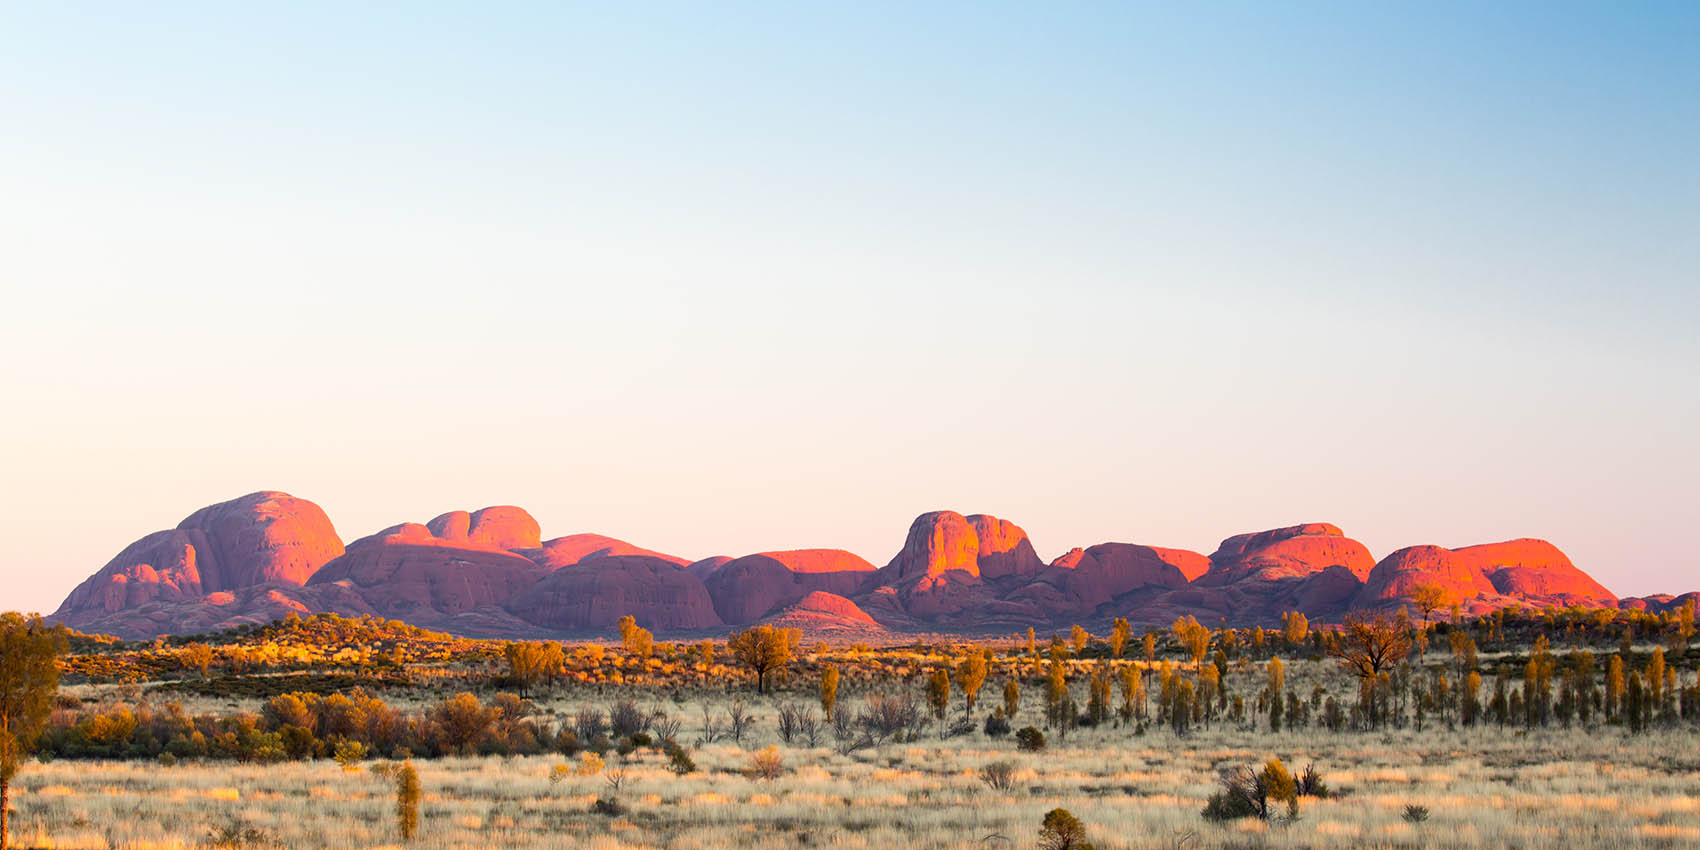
984,711,1011,737
665,741,696,775
1015,726,1046,751
1038,807,1094,850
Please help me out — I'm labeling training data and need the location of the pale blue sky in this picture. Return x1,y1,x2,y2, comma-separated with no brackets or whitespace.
2,2,1696,612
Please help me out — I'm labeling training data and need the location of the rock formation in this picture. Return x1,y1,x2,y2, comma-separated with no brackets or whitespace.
503,555,723,632
306,521,545,625
54,491,345,628
55,492,1651,639
702,549,877,624
1356,538,1617,613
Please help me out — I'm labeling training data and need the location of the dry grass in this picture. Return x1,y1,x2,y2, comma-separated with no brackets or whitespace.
11,723,1700,850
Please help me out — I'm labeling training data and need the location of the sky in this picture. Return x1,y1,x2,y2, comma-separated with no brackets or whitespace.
2,1,1696,614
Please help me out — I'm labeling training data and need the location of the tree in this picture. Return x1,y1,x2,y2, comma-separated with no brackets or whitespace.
727,627,793,693
1674,600,1696,652
617,616,653,659
429,692,500,754
181,643,214,679
956,653,988,720
1108,618,1132,659
926,669,951,730
1281,611,1309,646
819,667,840,715
1045,661,1069,729
395,760,421,841
1326,612,1413,728
1172,616,1211,672
1410,584,1446,630
1,612,68,850
1003,679,1021,719
503,641,564,696
1070,625,1090,655
1038,807,1094,850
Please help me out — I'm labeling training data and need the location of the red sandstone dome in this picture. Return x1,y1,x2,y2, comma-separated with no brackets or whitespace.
306,522,544,624
504,555,723,632
1198,523,1376,585
1009,543,1201,616
55,493,1641,638
425,506,541,551
702,549,877,624
55,491,345,625
520,533,689,570
1356,538,1615,612
759,591,883,632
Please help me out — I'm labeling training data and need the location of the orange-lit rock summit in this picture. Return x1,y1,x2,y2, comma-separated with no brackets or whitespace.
50,491,1657,639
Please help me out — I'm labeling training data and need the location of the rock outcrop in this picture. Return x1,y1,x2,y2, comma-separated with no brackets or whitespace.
425,506,541,551
306,521,545,625
521,534,689,570
1007,543,1200,616
759,591,883,632
54,491,345,628
1356,538,1616,613
1461,539,1616,606
1198,523,1375,585
503,555,723,632
57,493,1641,639
702,549,877,624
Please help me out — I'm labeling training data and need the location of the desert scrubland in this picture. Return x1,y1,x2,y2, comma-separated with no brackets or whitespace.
5,609,1700,850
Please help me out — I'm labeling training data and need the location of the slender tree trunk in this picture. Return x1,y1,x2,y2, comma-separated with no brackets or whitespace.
2,776,11,850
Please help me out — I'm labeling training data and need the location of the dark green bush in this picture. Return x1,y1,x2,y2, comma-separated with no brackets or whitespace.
1015,726,1046,751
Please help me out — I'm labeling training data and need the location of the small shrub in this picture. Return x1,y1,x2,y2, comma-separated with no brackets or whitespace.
984,710,1011,737
157,751,178,767
1402,804,1430,823
979,760,1017,791
1297,762,1329,798
1202,759,1299,822
1038,807,1094,850
556,729,582,756
615,737,637,757
576,751,605,776
1016,726,1046,751
205,820,272,849
629,731,653,748
333,739,369,768
748,745,785,781
665,741,696,775
395,761,421,842
590,796,627,816
1201,788,1259,822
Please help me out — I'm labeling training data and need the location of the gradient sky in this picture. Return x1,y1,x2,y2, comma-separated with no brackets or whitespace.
2,2,1697,614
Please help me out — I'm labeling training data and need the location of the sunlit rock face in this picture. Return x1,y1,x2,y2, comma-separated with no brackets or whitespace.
426,506,541,551
520,533,689,571
57,494,1637,639
1355,538,1615,614
702,549,877,625
504,555,723,632
1006,543,1201,616
759,591,884,633
306,521,545,622
1198,523,1376,585
867,510,1049,624
54,491,345,625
